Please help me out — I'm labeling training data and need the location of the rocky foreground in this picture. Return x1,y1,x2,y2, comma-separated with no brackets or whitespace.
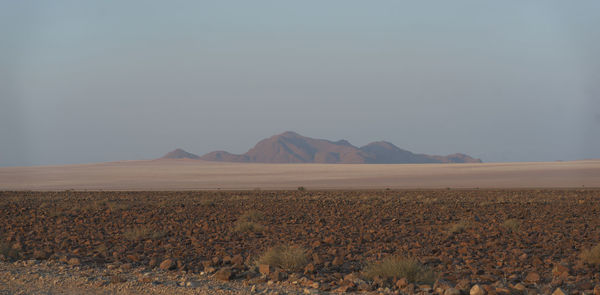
1,189,599,294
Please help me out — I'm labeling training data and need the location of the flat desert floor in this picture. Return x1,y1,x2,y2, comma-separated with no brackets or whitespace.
0,159,599,190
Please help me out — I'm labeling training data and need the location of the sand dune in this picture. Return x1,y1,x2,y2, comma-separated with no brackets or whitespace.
0,159,599,190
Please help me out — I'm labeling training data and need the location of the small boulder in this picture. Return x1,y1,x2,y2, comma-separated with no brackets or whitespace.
470,284,486,295
525,272,540,283
304,263,315,274
552,287,567,295
215,267,233,281
269,269,287,282
186,280,201,288
513,283,527,291
33,250,49,260
258,264,271,275
159,259,175,270
148,258,158,268
552,264,569,276
332,256,344,266
231,254,244,266
445,288,461,295
67,257,81,265
396,278,408,289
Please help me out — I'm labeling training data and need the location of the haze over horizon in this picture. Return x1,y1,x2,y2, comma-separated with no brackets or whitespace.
1,1,599,167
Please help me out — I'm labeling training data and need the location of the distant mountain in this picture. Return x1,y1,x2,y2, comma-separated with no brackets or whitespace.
161,148,200,159
197,131,481,164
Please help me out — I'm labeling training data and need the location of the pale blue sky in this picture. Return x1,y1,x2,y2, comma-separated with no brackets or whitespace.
1,1,599,166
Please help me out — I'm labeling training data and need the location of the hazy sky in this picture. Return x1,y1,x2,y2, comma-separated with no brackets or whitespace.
1,1,599,166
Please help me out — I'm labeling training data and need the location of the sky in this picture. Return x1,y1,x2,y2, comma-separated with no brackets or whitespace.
1,1,599,166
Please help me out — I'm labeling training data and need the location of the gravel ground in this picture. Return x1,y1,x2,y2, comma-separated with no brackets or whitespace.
0,260,320,295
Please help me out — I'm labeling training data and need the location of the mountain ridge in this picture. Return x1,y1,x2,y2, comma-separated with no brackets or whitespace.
163,131,482,163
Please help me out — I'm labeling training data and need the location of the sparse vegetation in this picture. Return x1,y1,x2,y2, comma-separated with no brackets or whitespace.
257,245,309,272
580,244,600,265
0,240,19,260
297,186,306,191
1,189,599,294
123,227,167,241
362,256,436,284
448,220,468,234
503,218,520,232
239,210,265,223
234,210,266,233
234,221,265,233
199,198,216,206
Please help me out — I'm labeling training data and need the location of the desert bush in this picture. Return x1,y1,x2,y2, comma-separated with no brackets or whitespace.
0,241,19,260
297,186,306,191
448,221,468,234
580,244,600,265
47,207,65,218
199,198,216,206
123,227,167,241
257,245,309,272
503,219,520,232
106,200,131,211
362,256,435,284
239,210,265,223
234,221,265,233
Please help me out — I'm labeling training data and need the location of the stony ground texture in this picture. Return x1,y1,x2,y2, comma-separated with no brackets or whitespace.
1,189,600,294
0,259,312,294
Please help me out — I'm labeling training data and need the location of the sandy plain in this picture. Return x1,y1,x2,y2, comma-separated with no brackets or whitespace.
0,159,599,190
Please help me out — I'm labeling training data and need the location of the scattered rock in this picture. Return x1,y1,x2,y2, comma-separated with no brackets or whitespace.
445,288,461,295
269,269,286,282
332,256,343,266
513,283,527,291
159,259,175,270
304,263,315,274
396,278,408,289
185,280,201,288
259,264,271,276
215,267,233,281
525,272,541,283
552,287,567,295
67,257,81,266
470,284,486,295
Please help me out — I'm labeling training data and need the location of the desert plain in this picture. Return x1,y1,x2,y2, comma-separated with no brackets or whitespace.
1,160,600,294
0,159,599,190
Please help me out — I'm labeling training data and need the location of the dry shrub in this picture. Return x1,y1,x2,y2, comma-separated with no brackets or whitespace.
257,245,309,272
448,221,468,234
503,219,520,232
580,244,600,265
239,210,265,223
362,256,435,284
0,241,19,260
235,221,265,233
106,200,131,211
199,198,215,206
123,227,166,241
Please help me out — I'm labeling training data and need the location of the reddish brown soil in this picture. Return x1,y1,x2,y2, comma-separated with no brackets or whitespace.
1,190,599,294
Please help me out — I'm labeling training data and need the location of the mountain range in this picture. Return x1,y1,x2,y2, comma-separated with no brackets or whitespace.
161,131,481,164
